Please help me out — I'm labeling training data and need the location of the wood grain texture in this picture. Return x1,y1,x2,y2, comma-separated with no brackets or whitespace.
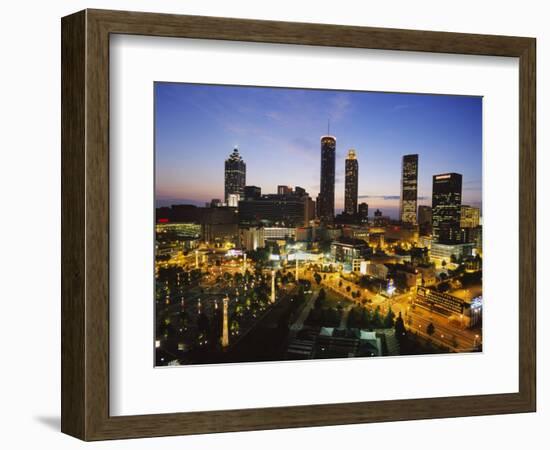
61,9,537,441
61,10,86,439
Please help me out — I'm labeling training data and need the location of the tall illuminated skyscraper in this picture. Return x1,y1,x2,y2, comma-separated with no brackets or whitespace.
224,147,246,204
432,173,462,243
344,149,359,215
399,154,419,224
318,135,336,224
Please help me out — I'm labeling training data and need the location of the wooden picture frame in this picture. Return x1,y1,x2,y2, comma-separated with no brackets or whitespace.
61,9,536,441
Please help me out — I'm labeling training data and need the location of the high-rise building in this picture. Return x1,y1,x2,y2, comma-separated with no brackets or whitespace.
373,208,390,227
318,135,336,224
432,173,462,244
224,147,246,204
460,205,481,228
304,196,316,224
358,202,369,225
344,149,359,215
417,205,432,225
238,187,314,227
399,154,419,224
417,205,432,236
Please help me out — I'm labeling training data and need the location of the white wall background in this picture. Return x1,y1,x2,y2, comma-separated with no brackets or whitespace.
0,0,546,448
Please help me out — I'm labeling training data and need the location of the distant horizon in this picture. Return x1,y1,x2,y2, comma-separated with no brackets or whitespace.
155,82,482,219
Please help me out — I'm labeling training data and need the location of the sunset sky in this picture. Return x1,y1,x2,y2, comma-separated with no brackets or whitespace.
155,82,482,219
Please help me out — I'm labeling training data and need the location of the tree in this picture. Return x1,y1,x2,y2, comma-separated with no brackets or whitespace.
315,288,326,308
347,307,361,328
441,259,447,267
427,322,435,336
383,307,395,328
360,308,372,329
197,313,210,336
314,272,322,285
372,306,383,328
346,286,351,293
394,312,406,340
339,280,343,288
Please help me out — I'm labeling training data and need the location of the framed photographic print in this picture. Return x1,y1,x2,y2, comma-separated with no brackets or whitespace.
61,9,536,441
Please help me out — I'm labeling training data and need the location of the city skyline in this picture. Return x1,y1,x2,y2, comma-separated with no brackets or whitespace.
155,83,482,219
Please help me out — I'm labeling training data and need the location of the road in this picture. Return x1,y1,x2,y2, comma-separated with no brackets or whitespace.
289,289,319,331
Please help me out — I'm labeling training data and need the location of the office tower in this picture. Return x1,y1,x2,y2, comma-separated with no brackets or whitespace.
304,196,316,224
417,205,432,236
373,208,390,227
460,205,481,228
224,147,246,204
432,173,462,243
399,154,419,224
358,202,369,225
238,187,314,227
344,149,359,215
318,135,336,224
417,205,432,225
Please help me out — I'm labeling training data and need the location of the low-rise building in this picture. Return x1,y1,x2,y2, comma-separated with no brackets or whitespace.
238,227,265,251
263,227,296,241
430,242,474,265
416,265,437,286
331,238,368,268
366,262,389,280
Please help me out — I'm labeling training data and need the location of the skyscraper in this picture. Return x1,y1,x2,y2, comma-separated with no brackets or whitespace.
224,147,246,204
417,205,432,226
358,202,369,225
399,154,419,224
318,135,336,224
344,149,359,215
417,205,432,236
432,173,462,243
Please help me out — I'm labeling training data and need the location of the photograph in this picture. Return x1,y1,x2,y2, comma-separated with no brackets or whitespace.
154,82,483,367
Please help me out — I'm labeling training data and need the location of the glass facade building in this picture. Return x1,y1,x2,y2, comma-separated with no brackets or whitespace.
224,147,246,204
432,173,463,244
344,149,359,215
399,154,419,224
318,135,336,224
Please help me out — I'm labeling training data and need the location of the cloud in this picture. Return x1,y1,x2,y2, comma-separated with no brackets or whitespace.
358,194,429,200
